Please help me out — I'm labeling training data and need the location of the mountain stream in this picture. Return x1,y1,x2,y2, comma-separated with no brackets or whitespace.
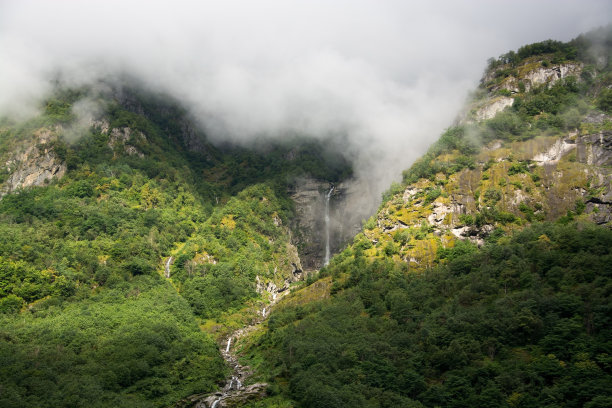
173,290,290,408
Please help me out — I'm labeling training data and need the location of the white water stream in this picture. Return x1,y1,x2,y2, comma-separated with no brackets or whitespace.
324,186,334,266
165,256,173,278
175,271,293,406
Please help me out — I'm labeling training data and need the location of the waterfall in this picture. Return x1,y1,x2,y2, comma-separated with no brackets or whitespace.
225,337,231,353
211,399,220,408
324,186,334,266
164,256,173,278
228,376,242,391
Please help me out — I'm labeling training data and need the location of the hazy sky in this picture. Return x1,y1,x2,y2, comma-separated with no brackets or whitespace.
1,0,611,208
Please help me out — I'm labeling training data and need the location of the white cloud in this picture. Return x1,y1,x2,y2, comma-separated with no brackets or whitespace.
0,0,610,213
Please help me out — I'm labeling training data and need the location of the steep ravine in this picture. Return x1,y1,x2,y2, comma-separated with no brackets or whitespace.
289,177,365,271
173,288,292,408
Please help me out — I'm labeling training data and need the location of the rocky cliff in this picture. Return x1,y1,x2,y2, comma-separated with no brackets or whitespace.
1,127,66,197
289,177,365,271
356,42,612,269
462,59,583,124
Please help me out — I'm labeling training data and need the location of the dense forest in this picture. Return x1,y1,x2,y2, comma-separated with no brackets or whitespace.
247,222,612,407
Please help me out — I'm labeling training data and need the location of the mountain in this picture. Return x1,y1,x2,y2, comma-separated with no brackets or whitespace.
0,27,611,408
0,84,352,407
235,28,612,407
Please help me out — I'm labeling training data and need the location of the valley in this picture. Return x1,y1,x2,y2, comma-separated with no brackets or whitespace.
0,25,611,408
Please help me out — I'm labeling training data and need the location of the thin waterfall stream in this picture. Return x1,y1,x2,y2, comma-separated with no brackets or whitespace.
324,185,334,266
165,256,173,278
175,290,291,408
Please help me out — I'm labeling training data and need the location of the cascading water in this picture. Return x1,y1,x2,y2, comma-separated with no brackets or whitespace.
324,186,334,266
165,256,173,278
179,284,290,408
228,376,242,391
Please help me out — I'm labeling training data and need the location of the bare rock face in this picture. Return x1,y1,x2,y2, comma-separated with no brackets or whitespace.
487,62,583,94
289,177,330,271
576,131,612,166
1,128,66,197
107,127,146,158
522,63,583,91
288,177,363,271
91,119,146,158
462,62,583,125
577,131,612,225
533,138,576,165
474,97,514,121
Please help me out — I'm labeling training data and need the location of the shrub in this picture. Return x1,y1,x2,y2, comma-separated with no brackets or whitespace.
519,202,535,221
364,217,377,230
381,182,404,203
486,111,526,138
575,199,586,215
459,214,475,226
508,161,529,175
484,188,502,204
0,294,25,314
424,188,442,204
598,89,612,113
393,229,411,245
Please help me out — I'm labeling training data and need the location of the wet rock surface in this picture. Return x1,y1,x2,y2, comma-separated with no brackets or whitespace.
288,177,364,271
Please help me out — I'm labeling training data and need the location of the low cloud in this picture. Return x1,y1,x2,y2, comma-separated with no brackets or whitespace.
1,0,611,215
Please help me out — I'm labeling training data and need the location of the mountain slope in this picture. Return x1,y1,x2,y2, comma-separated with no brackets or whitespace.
0,86,351,407
238,27,612,408
249,222,612,408
359,27,612,270
1,27,611,408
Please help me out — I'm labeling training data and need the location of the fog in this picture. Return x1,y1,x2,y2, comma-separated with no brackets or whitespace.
1,0,611,216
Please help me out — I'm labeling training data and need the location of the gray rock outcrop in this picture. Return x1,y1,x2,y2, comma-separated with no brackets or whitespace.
288,177,363,271
1,128,66,197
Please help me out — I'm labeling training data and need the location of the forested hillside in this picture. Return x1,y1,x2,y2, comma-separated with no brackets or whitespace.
238,27,612,408
247,222,612,407
0,86,349,407
1,25,611,408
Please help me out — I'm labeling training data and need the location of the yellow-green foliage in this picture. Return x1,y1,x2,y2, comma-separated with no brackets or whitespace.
364,128,608,269
220,214,237,230
277,277,332,309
